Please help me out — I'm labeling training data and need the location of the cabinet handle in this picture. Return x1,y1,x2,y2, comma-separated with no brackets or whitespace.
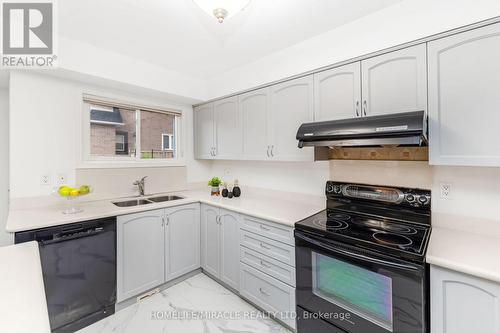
363,100,367,116
270,145,274,157
260,260,272,269
259,224,271,231
213,147,217,156
266,146,270,158
166,216,170,226
161,216,165,227
260,242,272,250
356,101,360,117
216,215,221,224
259,287,270,296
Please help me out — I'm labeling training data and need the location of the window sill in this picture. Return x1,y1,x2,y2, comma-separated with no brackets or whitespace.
76,159,186,169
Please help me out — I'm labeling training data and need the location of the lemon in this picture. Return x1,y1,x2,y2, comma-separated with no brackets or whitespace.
69,189,80,197
58,186,71,197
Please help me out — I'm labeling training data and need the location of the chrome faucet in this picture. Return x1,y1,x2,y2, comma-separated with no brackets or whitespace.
133,176,148,196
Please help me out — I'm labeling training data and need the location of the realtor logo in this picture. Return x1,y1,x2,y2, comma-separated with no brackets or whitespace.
1,0,57,67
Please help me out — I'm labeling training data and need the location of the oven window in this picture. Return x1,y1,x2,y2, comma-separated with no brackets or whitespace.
312,252,393,331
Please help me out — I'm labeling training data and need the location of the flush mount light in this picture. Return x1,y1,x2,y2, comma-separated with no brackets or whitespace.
192,0,252,23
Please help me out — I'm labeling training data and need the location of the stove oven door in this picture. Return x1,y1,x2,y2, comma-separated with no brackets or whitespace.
295,230,427,333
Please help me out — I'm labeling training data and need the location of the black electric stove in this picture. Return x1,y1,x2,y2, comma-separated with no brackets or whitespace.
295,181,431,333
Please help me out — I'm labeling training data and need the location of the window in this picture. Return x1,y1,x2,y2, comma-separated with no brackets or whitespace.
83,98,181,165
162,134,173,150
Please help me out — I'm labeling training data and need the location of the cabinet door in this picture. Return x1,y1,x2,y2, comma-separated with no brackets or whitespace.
314,62,362,121
117,210,165,302
219,209,240,291
214,97,242,159
361,44,427,116
270,76,314,161
194,103,215,159
200,204,220,278
165,204,200,282
239,88,271,160
431,266,500,333
428,23,500,166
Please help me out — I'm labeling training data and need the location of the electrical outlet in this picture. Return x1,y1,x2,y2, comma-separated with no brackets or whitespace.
440,183,452,199
56,173,67,185
40,175,51,186
224,168,232,177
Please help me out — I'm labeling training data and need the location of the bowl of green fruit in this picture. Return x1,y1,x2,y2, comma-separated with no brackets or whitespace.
53,185,92,214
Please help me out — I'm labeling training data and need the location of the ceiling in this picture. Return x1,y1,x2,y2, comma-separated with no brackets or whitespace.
59,0,403,79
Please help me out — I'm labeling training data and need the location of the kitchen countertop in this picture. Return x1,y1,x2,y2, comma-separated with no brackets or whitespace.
6,187,325,232
0,241,50,333
427,213,500,283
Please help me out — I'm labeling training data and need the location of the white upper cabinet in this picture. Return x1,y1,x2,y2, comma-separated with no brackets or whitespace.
239,88,271,160
270,76,314,161
361,44,427,116
194,103,215,159
214,97,242,159
314,62,362,121
431,266,500,333
428,23,500,166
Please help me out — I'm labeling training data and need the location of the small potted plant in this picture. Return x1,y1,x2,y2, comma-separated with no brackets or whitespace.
208,177,222,196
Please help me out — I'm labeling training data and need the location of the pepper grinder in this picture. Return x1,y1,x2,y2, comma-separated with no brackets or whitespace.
227,184,234,199
233,179,241,197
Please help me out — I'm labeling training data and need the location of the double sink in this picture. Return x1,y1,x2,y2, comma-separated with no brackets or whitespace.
112,195,184,207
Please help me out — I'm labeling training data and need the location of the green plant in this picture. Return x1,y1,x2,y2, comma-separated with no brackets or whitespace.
207,177,222,187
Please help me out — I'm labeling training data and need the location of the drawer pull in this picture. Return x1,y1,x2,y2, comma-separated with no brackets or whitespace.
259,287,270,296
260,260,272,268
260,242,272,250
259,224,271,231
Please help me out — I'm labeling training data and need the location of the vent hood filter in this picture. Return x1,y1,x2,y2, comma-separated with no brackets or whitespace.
297,111,427,148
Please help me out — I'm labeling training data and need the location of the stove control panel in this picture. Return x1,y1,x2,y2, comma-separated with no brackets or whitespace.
326,181,431,209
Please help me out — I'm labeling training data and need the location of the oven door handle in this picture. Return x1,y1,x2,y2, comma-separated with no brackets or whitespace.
295,232,419,271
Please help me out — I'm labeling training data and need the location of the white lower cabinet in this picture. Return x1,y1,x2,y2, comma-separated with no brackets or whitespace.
117,203,201,302
117,209,165,302
164,204,200,281
238,216,296,330
431,265,500,333
201,204,240,291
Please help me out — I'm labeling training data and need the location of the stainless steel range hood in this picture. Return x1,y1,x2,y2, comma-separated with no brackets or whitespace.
297,111,427,148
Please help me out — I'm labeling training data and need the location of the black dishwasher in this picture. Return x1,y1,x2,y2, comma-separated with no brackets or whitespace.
15,217,116,333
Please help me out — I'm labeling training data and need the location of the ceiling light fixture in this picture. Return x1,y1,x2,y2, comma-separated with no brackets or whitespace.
192,0,252,23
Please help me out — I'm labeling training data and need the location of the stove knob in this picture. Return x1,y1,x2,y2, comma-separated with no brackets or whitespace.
418,196,428,204
327,184,334,193
406,194,415,202
333,185,342,194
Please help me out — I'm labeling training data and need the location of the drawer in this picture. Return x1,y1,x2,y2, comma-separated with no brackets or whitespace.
240,230,295,267
240,246,295,287
240,263,296,329
240,215,294,246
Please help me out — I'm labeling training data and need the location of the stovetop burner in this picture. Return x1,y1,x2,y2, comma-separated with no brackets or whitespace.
312,218,349,230
373,232,413,247
328,213,351,221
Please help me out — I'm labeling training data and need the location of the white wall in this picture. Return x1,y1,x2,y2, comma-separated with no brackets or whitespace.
206,0,500,98
9,71,211,199
0,88,12,245
330,161,500,221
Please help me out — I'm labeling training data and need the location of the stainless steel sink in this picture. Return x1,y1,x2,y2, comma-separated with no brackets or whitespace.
112,199,154,207
147,195,184,203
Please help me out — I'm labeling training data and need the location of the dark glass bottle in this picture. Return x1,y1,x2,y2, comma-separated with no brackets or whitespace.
221,183,228,197
233,179,241,197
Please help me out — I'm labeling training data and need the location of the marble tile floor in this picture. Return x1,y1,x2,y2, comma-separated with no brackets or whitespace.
78,273,292,333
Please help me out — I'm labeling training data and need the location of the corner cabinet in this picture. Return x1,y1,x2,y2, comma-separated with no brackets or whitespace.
431,265,500,333
201,204,240,291
194,103,215,159
361,44,427,116
269,76,314,161
117,204,201,302
428,23,500,166
314,62,362,121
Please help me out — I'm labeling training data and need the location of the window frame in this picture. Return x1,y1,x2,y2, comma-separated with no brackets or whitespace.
79,95,184,168
162,133,174,151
